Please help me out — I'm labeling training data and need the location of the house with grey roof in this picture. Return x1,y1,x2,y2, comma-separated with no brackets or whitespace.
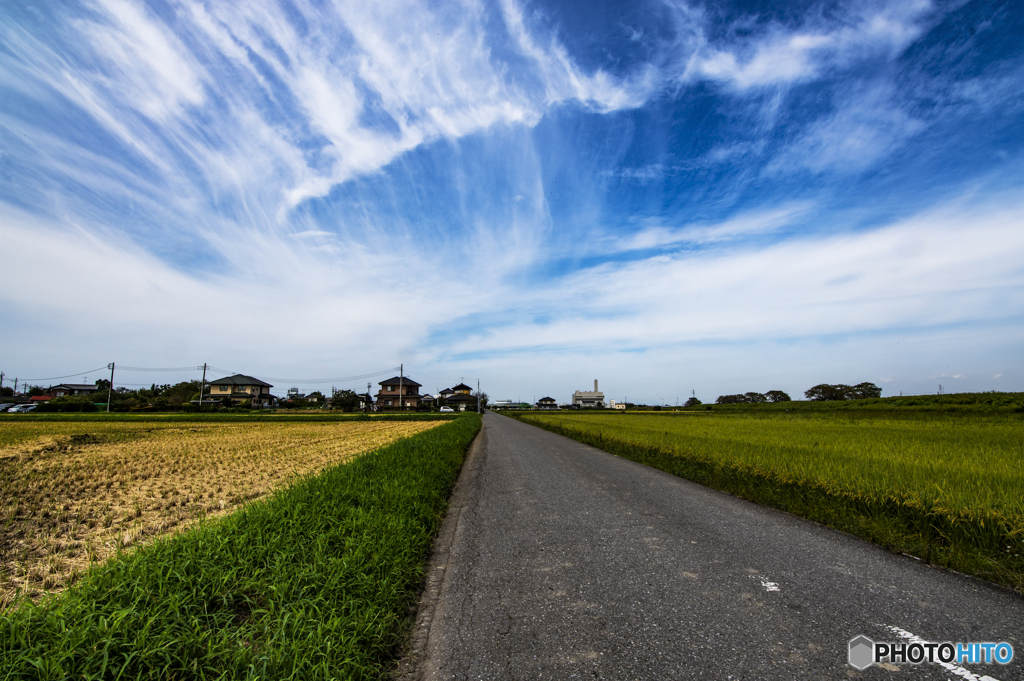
208,374,275,407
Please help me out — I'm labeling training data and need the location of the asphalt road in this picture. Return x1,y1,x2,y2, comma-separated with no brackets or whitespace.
399,412,1024,680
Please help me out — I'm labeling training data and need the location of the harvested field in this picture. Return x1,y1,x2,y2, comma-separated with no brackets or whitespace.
0,420,442,605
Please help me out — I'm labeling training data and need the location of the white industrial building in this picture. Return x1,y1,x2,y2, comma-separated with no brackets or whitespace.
572,380,605,408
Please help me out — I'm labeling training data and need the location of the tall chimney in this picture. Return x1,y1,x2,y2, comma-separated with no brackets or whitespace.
594,379,598,392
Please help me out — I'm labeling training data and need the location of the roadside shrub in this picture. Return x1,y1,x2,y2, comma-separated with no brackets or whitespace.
35,396,98,413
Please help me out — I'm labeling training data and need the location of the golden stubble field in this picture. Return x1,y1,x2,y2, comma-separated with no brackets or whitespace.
0,419,442,606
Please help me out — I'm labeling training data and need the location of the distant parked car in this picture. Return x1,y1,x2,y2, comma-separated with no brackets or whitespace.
0,403,15,412
439,406,455,413
8,404,37,413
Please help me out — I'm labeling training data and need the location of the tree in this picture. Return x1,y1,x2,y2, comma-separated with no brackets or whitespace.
472,391,489,408
804,383,880,401
716,394,745,404
744,392,766,403
804,384,850,401
683,397,702,408
765,390,791,403
307,391,326,404
331,390,360,412
849,382,882,399
164,380,202,406
0,386,12,397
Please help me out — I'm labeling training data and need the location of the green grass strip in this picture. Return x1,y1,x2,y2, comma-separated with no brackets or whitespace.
0,414,481,680
512,414,1024,594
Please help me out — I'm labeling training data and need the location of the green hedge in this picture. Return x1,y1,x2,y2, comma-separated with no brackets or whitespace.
0,414,481,680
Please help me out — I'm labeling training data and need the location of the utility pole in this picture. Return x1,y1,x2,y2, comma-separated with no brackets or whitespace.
13,378,18,393
399,363,403,411
0,372,4,393
477,379,481,414
106,362,115,413
198,363,208,408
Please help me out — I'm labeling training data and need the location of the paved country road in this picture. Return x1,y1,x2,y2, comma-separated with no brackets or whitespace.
398,413,1024,680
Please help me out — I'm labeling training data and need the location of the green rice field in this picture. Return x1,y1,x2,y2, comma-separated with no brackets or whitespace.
514,410,1024,591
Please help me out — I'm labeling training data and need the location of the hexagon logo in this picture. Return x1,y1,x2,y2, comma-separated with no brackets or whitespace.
849,635,875,670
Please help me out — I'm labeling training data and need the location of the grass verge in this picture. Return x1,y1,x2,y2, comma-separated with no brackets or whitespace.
0,413,481,680
510,413,1023,594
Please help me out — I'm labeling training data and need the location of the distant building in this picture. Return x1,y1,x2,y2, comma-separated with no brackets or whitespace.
445,392,478,411
208,374,275,407
377,376,422,409
536,397,558,409
436,382,478,411
491,400,516,409
608,399,626,410
49,383,99,398
572,380,605,408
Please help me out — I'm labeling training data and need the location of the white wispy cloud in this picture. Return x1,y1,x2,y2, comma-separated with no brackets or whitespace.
439,191,1024,356
609,203,813,253
767,81,926,174
683,0,938,90
0,201,481,371
498,0,657,111
81,0,206,122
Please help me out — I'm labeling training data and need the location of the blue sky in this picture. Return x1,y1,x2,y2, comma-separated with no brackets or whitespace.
1,0,1022,403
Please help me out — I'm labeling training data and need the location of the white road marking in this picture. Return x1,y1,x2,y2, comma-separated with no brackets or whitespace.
885,625,1001,681
749,574,780,592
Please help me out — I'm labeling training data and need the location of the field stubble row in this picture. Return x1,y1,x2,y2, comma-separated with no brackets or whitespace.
0,419,442,606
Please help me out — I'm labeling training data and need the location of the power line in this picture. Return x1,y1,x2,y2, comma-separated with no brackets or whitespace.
207,366,400,384
118,366,201,372
15,366,110,382
11,363,451,390
404,368,463,383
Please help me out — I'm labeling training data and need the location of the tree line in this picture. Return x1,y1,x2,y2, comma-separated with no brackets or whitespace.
714,390,791,404
712,382,882,405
